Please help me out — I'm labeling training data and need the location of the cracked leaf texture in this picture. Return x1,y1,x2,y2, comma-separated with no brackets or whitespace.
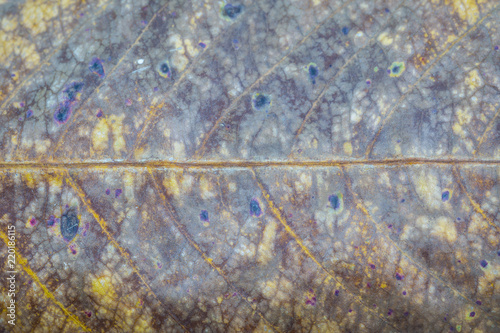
0,0,499,332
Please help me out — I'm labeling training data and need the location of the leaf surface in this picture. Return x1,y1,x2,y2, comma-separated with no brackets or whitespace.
0,0,499,332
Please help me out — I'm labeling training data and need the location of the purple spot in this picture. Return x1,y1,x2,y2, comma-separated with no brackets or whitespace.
82,222,89,236
334,290,339,296
20,102,25,107
69,244,77,255
96,109,103,118
401,199,405,203
387,309,393,316
232,292,237,297
200,210,209,222
396,273,404,280
404,312,409,316
403,291,407,295
469,311,475,317
125,98,133,106
369,264,376,269
141,20,147,26
309,288,313,293
387,69,391,74
441,190,450,202
444,317,447,321
26,110,33,118
154,87,159,92
476,300,482,305
171,11,176,17
18,116,23,121
366,80,371,85
480,260,488,268
199,42,206,48
89,57,105,77
497,250,500,256
388,224,393,228
367,282,371,288
373,304,377,308
105,189,110,195
53,100,73,124
312,297,316,302
348,309,352,313
157,262,162,269
85,311,92,318
29,218,37,226
47,215,56,227
250,199,262,217
85,28,90,32
458,260,461,263
341,27,349,35
79,12,84,17
385,8,390,13
495,45,499,51
457,217,461,221
11,74,15,77
115,189,122,198
305,299,312,305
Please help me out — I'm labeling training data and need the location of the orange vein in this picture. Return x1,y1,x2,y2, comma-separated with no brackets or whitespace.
148,168,282,333
365,4,499,158
193,0,355,159
0,231,91,332
291,0,405,144
50,2,172,160
63,171,189,332
341,167,496,321
0,157,498,171
250,168,399,331
452,166,500,233
473,106,500,156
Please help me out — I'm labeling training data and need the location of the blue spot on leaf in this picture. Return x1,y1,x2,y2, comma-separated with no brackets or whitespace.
252,93,271,111
89,57,105,77
250,199,262,217
200,210,209,222
63,81,84,101
222,4,243,19
342,27,349,35
53,100,73,124
60,208,79,242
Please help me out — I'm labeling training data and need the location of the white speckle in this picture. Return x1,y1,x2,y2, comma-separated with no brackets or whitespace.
137,59,144,64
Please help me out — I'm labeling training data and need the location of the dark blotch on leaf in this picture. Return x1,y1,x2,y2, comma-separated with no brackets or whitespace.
200,210,209,222
53,100,73,124
342,27,349,35
223,4,243,19
60,208,79,242
63,81,84,101
252,94,270,110
480,260,488,268
442,190,450,202
89,57,105,77
329,194,341,210
250,199,262,217
160,63,169,74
